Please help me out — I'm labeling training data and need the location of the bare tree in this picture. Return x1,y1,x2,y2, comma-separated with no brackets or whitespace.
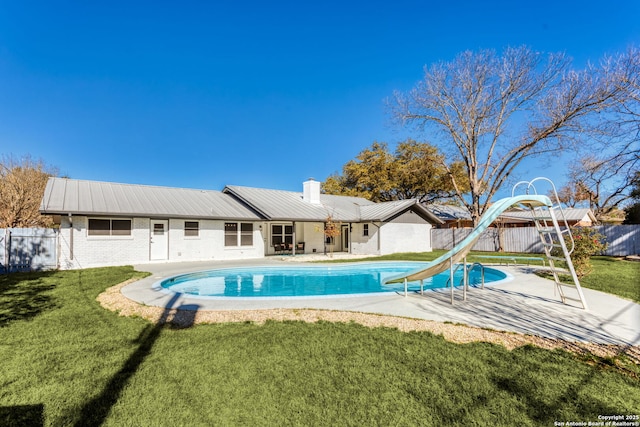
623,171,640,224
562,48,640,219
392,46,638,225
565,149,639,218
554,182,589,208
614,46,640,127
0,155,58,228
323,215,341,257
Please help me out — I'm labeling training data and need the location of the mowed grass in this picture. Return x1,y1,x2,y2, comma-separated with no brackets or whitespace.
1,266,639,426
579,256,640,303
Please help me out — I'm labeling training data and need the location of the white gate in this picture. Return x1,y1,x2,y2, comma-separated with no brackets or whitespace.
1,228,59,273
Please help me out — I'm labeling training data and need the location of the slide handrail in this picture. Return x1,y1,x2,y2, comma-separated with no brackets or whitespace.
444,262,466,288
512,176,575,254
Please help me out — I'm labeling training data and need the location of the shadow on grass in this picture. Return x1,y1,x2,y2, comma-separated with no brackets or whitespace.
0,404,44,427
492,347,624,424
72,293,199,426
0,271,58,327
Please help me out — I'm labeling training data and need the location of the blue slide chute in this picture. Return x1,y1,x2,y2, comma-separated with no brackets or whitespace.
383,195,552,285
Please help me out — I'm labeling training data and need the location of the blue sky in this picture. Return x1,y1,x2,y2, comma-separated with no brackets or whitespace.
1,1,639,195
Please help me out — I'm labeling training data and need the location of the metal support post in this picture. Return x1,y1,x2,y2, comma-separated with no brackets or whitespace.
449,258,454,305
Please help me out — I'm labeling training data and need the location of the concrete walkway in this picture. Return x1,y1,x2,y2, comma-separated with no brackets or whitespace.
124,257,640,345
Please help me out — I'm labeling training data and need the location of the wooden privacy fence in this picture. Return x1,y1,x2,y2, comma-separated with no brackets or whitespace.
594,225,640,257
431,225,640,256
0,228,58,273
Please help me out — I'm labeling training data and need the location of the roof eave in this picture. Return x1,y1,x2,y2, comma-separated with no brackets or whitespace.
222,186,271,219
40,209,260,221
383,202,443,225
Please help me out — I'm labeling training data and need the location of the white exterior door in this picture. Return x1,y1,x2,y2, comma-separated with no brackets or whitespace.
150,220,169,260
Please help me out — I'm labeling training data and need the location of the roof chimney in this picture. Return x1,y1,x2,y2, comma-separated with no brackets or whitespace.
303,178,321,204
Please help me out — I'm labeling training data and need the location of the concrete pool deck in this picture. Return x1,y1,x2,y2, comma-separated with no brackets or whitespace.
123,257,640,346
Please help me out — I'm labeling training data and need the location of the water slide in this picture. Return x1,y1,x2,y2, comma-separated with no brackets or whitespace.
383,194,553,285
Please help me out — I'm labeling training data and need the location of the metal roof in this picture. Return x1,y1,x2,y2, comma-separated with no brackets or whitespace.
40,178,443,224
223,185,375,221
499,207,596,222
224,186,442,223
40,178,261,220
427,202,596,224
426,203,472,221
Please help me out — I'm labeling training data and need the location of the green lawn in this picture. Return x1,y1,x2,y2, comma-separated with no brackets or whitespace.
578,257,640,303
1,264,639,426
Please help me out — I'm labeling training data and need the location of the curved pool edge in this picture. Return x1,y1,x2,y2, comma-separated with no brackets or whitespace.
150,262,514,301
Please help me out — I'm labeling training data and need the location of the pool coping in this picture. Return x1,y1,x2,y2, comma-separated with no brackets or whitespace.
124,258,640,345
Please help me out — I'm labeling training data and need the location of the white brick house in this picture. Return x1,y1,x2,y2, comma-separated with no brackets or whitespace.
41,178,442,269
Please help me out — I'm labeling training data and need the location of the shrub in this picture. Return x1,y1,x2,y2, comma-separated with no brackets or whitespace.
554,227,608,278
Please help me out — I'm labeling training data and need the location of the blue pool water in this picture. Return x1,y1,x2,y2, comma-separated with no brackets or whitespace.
157,262,508,298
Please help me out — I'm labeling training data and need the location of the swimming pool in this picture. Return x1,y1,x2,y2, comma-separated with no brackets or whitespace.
156,262,509,298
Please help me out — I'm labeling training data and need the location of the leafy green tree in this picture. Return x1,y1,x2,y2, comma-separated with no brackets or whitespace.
323,142,394,201
323,140,466,203
393,139,468,202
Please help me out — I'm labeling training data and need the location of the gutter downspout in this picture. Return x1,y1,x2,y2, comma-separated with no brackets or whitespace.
6,229,11,273
371,222,381,254
68,214,74,260
2,229,7,273
292,221,296,256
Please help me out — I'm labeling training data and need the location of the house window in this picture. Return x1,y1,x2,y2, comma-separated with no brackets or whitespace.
363,224,369,236
225,222,254,247
88,218,132,236
224,223,238,246
185,221,199,237
241,223,253,246
271,224,293,246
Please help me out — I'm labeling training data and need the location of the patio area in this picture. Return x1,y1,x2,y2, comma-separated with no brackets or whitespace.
121,258,640,346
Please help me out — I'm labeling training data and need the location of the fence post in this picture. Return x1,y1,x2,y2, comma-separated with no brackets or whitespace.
1,229,6,273
7,229,11,273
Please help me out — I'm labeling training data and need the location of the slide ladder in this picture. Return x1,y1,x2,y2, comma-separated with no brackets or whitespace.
513,178,588,310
